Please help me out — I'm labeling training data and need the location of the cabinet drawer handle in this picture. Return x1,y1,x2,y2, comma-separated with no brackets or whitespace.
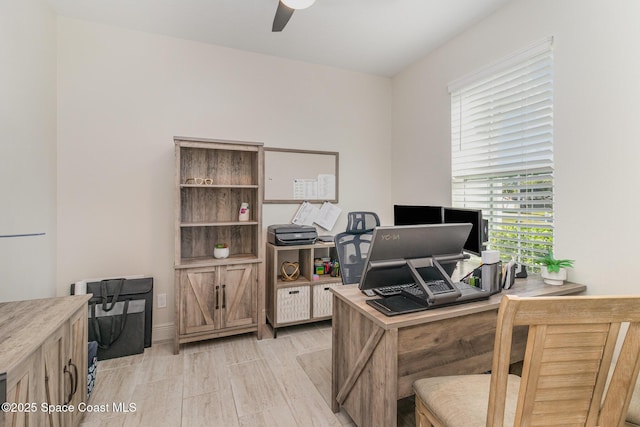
289,290,300,295
44,371,54,426
324,287,330,291
222,284,226,308
215,286,220,309
63,359,78,404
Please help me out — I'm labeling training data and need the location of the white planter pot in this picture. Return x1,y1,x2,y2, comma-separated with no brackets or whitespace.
213,247,229,259
541,268,567,285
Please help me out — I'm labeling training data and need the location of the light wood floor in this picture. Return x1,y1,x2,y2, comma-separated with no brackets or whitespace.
80,321,398,427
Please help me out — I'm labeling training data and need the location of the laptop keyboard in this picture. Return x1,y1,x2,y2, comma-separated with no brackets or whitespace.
371,281,490,316
401,284,426,298
374,282,416,297
425,280,451,294
375,280,454,297
401,280,452,301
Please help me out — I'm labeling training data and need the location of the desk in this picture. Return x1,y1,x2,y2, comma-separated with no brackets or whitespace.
330,277,586,427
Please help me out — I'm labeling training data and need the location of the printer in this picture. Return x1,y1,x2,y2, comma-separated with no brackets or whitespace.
268,224,318,246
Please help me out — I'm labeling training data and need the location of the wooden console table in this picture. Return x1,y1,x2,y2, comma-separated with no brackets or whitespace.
330,277,587,427
0,295,91,427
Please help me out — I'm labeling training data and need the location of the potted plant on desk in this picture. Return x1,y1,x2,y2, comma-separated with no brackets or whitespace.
535,249,574,285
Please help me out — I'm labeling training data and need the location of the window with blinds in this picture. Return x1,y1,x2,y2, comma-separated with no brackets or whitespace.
449,38,554,268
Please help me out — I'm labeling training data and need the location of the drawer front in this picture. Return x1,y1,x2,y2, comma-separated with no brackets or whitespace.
313,282,340,318
277,286,310,324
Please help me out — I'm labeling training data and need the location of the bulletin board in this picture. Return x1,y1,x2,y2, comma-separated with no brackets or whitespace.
264,147,339,204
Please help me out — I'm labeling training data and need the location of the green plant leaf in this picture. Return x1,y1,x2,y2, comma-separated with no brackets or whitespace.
536,249,574,271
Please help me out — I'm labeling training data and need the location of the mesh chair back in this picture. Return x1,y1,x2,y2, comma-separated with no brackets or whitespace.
346,212,380,234
334,232,373,285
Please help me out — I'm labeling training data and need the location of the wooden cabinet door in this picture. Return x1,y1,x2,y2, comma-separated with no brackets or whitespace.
42,327,66,427
67,307,87,427
220,263,256,329
4,351,42,427
179,267,221,335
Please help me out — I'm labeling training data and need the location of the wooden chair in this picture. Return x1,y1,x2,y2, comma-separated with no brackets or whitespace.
413,294,640,427
625,374,640,426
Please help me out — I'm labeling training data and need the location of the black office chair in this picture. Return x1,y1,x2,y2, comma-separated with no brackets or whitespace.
346,211,380,233
334,212,380,285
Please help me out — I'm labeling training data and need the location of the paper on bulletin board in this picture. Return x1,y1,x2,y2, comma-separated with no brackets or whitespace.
292,201,319,226
317,174,336,200
314,202,341,230
293,179,318,200
293,174,335,200
291,201,341,230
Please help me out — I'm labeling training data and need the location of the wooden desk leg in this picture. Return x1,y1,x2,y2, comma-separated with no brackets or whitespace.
383,328,399,427
331,294,342,413
331,296,400,427
335,327,384,404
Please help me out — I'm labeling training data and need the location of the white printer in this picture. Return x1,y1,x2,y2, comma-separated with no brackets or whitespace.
267,224,318,246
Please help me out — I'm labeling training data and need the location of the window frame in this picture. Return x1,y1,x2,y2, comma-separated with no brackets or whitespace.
449,37,554,269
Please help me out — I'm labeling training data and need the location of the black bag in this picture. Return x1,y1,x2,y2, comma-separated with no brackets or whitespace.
87,341,98,397
72,277,153,348
89,297,145,360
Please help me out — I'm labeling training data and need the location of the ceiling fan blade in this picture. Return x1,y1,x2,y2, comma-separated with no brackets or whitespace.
272,1,294,32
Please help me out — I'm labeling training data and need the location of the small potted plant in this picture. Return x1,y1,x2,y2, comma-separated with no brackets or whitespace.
535,249,574,285
213,243,229,259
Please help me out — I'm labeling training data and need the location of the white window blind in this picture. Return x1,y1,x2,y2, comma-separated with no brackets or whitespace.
450,38,554,268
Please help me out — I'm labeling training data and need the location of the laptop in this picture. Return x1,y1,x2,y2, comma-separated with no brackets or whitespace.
356,224,491,316
366,257,491,316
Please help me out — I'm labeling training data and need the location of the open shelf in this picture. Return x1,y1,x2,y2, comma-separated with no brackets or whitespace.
174,137,264,353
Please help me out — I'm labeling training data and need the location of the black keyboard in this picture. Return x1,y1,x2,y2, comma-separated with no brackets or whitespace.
425,280,451,294
374,282,417,297
401,281,452,301
401,284,427,299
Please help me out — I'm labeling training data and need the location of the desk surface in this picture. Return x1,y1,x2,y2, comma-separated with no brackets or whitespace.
331,276,586,427
0,295,91,375
331,276,586,330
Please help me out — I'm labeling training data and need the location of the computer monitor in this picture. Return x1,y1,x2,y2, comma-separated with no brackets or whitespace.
393,205,443,226
393,204,486,256
442,207,484,256
358,223,472,292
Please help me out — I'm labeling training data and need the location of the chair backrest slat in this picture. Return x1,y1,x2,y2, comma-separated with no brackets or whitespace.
487,295,640,427
599,321,640,426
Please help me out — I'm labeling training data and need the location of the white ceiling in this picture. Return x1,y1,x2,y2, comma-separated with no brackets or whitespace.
47,0,512,77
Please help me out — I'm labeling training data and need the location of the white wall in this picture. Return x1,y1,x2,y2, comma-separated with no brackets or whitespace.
57,17,392,336
0,0,57,302
392,0,640,294
17,0,633,334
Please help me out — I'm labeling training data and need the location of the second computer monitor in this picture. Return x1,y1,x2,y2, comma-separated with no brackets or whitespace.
393,204,485,256
393,205,442,226
442,207,484,257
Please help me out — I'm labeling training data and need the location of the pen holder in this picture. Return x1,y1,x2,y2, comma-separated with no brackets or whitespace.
481,262,503,294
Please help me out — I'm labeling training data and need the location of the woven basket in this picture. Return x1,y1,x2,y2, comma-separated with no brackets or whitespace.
313,282,339,318
277,286,310,323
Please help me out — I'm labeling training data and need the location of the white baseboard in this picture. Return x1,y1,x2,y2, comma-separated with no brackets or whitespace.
152,322,174,343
